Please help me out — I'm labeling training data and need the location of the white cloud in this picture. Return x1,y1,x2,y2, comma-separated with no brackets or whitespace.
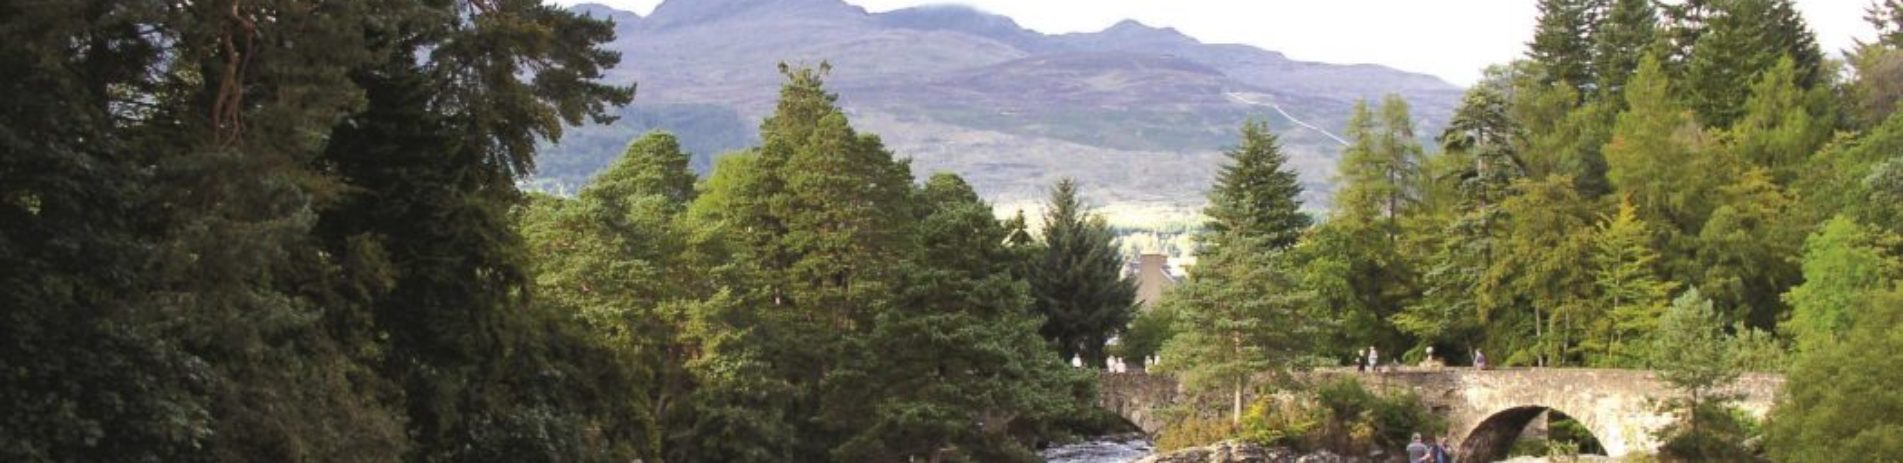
553,0,1879,85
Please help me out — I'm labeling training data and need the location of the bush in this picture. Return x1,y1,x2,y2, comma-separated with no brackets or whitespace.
1227,378,1443,456
1156,413,1237,452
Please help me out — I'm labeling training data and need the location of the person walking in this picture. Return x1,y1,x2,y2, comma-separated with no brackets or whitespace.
1368,346,1380,372
1428,434,1454,463
1406,433,1428,463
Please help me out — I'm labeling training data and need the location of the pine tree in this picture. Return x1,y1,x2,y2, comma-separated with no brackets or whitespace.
1529,0,1599,95
1685,0,1824,128
1593,0,1661,101
1202,120,1312,255
830,173,1091,462
1157,121,1319,424
1485,176,1598,366
1307,96,1427,360
1649,288,1750,460
1030,178,1138,368
1695,168,1803,329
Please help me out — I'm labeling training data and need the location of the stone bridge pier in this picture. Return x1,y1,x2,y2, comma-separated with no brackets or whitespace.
1098,368,1783,462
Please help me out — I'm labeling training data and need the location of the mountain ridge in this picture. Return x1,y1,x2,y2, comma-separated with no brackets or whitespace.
538,0,1465,220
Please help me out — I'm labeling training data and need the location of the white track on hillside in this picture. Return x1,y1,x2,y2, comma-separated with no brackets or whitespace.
1223,92,1350,147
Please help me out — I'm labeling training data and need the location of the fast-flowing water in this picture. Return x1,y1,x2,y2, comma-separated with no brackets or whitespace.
1040,435,1154,463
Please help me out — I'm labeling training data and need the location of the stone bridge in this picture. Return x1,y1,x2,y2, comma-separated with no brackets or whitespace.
1098,368,1783,462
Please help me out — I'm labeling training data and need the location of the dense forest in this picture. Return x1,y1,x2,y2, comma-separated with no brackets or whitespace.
0,0,1144,460
1131,0,1903,460
5,0,1903,462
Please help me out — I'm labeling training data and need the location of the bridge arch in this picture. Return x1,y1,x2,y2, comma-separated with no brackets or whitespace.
1458,405,1607,462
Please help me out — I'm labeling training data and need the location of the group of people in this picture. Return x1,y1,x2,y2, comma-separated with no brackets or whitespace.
1353,347,1491,372
1406,432,1455,463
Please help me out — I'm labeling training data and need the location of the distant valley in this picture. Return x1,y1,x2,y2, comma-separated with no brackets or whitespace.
535,0,1465,222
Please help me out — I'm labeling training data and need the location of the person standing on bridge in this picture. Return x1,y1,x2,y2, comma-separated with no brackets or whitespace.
1473,349,1487,370
1368,346,1380,372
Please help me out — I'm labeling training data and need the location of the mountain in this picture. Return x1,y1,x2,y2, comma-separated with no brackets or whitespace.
535,0,1465,220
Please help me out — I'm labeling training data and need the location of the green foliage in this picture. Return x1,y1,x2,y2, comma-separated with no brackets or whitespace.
1201,120,1311,254
1593,0,1662,101
1587,199,1678,367
1765,286,1903,462
1115,305,1179,370
1529,0,1598,95
1226,378,1443,456
1782,215,1901,349
1304,96,1426,360
1685,0,1824,128
1029,178,1139,368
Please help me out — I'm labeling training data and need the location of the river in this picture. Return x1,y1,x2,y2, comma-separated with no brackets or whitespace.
1041,435,1154,463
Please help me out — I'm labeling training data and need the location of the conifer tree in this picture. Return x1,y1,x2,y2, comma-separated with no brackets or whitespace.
1158,121,1317,424
1029,178,1138,368
1305,96,1427,360
1725,56,1838,186
1588,199,1678,366
1604,54,1722,237
1529,0,1599,95
1202,120,1312,255
1685,0,1823,128
1593,0,1661,100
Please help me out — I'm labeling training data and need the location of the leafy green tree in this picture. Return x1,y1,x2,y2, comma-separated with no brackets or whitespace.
1695,168,1804,328
1782,215,1901,349
1030,178,1138,368
1764,286,1903,462
1587,199,1678,366
1485,176,1598,366
828,173,1092,462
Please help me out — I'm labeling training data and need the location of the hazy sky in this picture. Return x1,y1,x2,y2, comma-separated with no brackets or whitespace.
551,0,1878,85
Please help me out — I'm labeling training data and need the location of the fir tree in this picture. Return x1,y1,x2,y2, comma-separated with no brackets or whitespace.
1201,120,1312,254
1593,0,1661,101
1529,0,1599,95
1685,0,1824,128
1029,178,1138,368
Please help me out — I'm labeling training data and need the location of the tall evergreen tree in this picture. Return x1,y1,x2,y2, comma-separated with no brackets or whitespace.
1030,178,1138,368
1604,54,1723,237
1305,96,1427,360
1157,121,1317,424
1593,0,1661,100
1685,0,1824,128
1202,120,1312,254
1529,0,1599,95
